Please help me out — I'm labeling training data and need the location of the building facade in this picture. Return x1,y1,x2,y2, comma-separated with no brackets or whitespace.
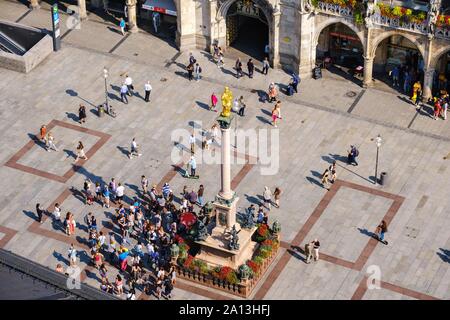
30,0,450,98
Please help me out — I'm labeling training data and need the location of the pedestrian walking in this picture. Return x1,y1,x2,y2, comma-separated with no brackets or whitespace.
119,18,126,35
36,203,44,223
312,239,320,261
263,186,272,211
375,220,388,245
189,131,196,154
141,175,148,194
268,82,278,102
120,83,129,104
46,132,58,152
40,125,47,143
273,187,281,208
68,243,77,267
238,96,246,116
411,80,422,106
321,168,330,190
125,74,134,96
347,145,359,166
144,81,152,102
194,63,202,81
212,43,219,61
329,161,337,183
78,104,87,124
189,52,196,65
129,137,142,159
271,102,282,127
235,58,243,78
217,49,224,68
197,184,205,207
290,73,300,93
262,57,270,75
75,141,88,162
247,58,254,78
304,241,313,264
187,63,194,81
211,92,218,112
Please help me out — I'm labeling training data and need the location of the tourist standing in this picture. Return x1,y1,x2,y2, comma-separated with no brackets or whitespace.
189,132,196,154
189,155,197,177
187,63,194,81
313,239,320,261
247,58,254,78
273,187,281,208
235,58,243,78
197,184,205,207
116,183,125,205
305,241,313,264
36,203,44,223
263,186,272,211
53,202,61,222
329,161,337,183
238,96,246,117
125,74,134,96
78,104,87,124
262,57,270,75
68,243,77,267
217,49,224,68
141,175,148,194
411,80,422,106
268,83,278,102
347,145,359,166
194,63,202,81
102,185,110,208
144,81,152,102
434,98,442,120
211,92,218,112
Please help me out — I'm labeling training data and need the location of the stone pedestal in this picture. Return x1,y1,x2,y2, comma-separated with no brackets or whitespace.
126,0,139,33
78,0,88,20
30,0,40,9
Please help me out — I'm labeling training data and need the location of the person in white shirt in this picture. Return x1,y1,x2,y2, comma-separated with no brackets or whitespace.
144,81,152,102
53,203,61,222
129,137,142,159
263,186,272,211
98,231,106,250
120,84,128,104
189,132,196,154
116,183,125,205
124,74,133,96
68,244,77,267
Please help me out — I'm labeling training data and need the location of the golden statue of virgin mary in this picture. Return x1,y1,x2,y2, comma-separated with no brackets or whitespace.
220,86,233,118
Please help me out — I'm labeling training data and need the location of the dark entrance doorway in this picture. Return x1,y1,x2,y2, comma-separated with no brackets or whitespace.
226,1,269,62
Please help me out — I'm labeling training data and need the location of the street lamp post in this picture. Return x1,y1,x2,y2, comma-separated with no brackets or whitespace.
374,134,382,185
103,67,109,114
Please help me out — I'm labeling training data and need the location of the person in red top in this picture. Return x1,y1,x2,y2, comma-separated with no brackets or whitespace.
210,92,218,112
434,98,442,120
40,125,46,142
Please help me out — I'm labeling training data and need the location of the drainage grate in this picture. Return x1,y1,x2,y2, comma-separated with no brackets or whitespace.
346,91,357,98
405,226,419,239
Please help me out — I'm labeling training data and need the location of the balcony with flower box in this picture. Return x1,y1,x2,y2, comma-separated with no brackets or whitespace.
314,0,356,18
370,3,428,34
435,14,450,40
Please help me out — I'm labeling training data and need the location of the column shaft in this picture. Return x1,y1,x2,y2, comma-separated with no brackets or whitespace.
219,128,232,200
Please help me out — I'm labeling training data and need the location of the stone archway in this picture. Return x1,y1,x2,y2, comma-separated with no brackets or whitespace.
215,0,277,64
370,31,426,60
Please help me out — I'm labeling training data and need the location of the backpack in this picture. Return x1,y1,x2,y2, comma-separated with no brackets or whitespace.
199,67,202,73
354,148,359,157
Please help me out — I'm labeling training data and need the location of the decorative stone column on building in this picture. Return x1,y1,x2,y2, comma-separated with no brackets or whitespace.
297,9,315,77
77,0,87,20
175,0,197,50
423,67,435,101
271,9,281,68
30,0,40,10
363,55,374,88
126,0,139,33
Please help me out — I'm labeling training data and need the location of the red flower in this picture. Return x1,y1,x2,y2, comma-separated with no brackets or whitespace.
183,255,194,269
246,260,259,273
262,239,273,246
218,266,233,280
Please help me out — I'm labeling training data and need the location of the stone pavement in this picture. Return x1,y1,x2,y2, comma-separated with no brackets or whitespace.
0,0,449,300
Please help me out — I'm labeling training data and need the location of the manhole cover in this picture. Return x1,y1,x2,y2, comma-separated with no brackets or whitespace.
405,226,419,239
160,78,167,82
346,91,357,98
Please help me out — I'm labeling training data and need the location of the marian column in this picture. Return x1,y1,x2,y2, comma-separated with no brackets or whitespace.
215,87,238,231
